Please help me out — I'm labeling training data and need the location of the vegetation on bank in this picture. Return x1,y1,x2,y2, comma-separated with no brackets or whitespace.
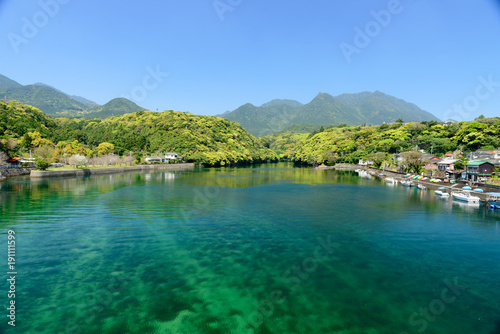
265,117,500,168
2,100,499,171
0,100,277,167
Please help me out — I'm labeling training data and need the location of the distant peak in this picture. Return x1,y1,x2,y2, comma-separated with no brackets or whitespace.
261,99,303,108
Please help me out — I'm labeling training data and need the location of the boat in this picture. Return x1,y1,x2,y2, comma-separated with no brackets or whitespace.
435,189,449,197
473,188,483,193
385,177,397,184
417,184,426,190
452,191,480,204
489,201,500,210
401,180,413,187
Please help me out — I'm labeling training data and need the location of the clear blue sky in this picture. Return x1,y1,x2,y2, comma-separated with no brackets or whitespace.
1,0,499,121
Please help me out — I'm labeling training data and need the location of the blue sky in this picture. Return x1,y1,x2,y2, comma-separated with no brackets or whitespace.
1,0,499,121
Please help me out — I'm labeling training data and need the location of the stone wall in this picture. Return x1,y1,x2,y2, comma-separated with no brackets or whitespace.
0,167,32,181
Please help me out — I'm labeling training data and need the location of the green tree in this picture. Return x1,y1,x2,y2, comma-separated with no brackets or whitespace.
35,158,50,171
97,142,115,156
401,151,426,173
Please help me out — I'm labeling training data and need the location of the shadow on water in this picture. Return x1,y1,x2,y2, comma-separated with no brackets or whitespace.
492,319,500,334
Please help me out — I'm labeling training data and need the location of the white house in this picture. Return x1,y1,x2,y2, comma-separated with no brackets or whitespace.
165,153,181,161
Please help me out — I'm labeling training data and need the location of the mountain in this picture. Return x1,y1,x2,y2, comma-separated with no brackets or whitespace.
0,85,88,117
335,91,438,124
221,92,440,136
83,98,145,118
33,82,98,107
69,95,99,107
291,93,364,125
0,74,143,118
0,74,22,89
223,102,300,137
261,99,303,108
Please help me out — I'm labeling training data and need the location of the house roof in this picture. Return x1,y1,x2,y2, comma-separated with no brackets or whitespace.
7,157,22,162
466,160,495,166
438,159,461,165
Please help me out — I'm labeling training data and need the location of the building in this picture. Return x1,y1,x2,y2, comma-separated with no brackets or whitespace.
470,150,500,161
165,153,181,161
358,159,373,166
423,156,441,170
466,161,495,181
437,159,461,172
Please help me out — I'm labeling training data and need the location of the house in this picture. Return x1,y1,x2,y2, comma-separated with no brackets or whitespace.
7,157,23,166
424,156,441,170
358,159,373,166
466,161,496,181
7,157,35,167
437,159,461,172
165,153,181,161
470,150,500,160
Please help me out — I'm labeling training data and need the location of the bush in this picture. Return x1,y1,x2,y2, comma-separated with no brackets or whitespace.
35,158,50,171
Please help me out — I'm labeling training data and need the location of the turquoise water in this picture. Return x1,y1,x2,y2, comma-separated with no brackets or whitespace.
1,164,500,334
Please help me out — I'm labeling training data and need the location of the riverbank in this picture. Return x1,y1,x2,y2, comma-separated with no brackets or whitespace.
30,163,195,178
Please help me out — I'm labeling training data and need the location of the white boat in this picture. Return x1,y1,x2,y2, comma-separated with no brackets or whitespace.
435,190,449,197
385,177,395,184
401,180,413,187
452,191,480,204
417,184,426,190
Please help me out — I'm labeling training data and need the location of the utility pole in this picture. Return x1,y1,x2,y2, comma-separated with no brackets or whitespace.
430,146,433,156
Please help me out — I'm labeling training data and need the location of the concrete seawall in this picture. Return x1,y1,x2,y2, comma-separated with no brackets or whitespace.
30,163,195,178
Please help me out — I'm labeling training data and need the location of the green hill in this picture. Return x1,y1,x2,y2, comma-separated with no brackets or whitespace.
0,74,144,118
0,100,60,141
0,100,277,166
82,110,277,165
0,74,22,89
0,85,89,117
222,92,440,136
84,98,145,119
222,103,299,137
335,91,439,124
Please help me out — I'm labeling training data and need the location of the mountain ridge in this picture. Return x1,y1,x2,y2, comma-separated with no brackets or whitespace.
0,74,143,118
222,91,440,136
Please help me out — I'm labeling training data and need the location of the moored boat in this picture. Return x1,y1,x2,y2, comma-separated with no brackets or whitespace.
401,180,413,187
452,191,480,204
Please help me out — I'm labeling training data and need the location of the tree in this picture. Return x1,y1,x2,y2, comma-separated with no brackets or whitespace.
401,151,426,173
34,145,55,161
97,142,114,156
68,154,88,168
367,152,389,168
454,161,465,170
35,158,50,171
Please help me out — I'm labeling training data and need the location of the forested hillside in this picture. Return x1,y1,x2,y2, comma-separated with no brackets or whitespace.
287,118,500,165
0,101,277,166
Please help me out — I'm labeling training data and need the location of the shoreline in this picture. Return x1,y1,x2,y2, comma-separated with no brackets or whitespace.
30,163,195,179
